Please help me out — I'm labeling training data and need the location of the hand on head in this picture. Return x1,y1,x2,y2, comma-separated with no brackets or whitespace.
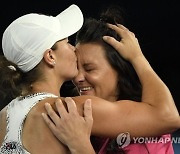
103,24,143,63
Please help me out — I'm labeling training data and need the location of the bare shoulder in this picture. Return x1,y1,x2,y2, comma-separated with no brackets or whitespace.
22,97,69,154
0,107,7,146
29,97,59,112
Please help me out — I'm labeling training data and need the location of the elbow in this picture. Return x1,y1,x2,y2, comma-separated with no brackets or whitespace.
160,109,180,133
168,113,180,130
160,99,180,130
167,117,180,133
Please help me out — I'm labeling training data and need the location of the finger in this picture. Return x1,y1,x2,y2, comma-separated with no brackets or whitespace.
103,36,123,52
44,103,62,125
107,23,126,35
107,23,131,39
55,99,68,118
84,99,93,124
42,112,57,131
65,97,78,114
117,24,129,30
116,24,136,39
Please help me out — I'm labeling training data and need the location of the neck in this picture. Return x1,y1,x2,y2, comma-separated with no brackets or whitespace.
30,79,64,97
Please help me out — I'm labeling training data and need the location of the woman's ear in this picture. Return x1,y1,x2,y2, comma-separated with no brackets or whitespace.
43,49,56,67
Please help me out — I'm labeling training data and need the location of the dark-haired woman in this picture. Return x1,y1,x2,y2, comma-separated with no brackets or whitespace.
43,12,180,154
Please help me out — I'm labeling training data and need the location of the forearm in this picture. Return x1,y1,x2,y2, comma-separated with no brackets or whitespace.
104,24,179,119
132,55,179,117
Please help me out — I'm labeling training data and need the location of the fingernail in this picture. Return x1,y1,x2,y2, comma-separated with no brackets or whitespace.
41,113,46,117
117,24,122,26
55,100,62,107
65,97,72,102
103,36,108,41
86,99,91,106
45,103,51,108
56,99,62,103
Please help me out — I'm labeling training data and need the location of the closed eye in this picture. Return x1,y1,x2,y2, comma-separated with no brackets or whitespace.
83,63,97,72
84,66,96,72
85,68,94,72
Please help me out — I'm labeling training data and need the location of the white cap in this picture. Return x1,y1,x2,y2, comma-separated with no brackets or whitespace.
2,4,83,72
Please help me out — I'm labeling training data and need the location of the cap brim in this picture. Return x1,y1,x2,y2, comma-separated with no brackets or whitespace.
56,4,83,40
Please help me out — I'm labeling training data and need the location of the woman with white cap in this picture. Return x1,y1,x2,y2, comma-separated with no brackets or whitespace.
0,4,95,154
0,4,180,154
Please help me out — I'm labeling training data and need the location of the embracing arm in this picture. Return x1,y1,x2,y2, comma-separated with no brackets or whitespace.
43,24,180,139
43,94,180,139
101,24,180,135
72,95,179,138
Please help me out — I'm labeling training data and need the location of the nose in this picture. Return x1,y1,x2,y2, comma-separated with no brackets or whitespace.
73,70,85,85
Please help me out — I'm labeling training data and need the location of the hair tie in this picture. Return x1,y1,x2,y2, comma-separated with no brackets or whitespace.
8,65,16,71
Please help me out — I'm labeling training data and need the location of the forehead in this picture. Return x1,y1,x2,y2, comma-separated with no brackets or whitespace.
75,43,106,59
75,43,113,69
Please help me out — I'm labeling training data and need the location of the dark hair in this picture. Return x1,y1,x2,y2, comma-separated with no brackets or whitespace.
0,55,43,110
76,5,142,153
0,42,60,110
76,14,142,102
0,56,22,109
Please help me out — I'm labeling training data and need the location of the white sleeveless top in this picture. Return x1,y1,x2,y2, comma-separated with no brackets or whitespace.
0,92,57,154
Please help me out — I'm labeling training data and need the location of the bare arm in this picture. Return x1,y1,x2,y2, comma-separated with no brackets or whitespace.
72,95,179,138
102,24,180,135
104,24,179,117
42,24,180,139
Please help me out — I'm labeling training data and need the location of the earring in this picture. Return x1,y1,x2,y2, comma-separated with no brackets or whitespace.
53,61,56,65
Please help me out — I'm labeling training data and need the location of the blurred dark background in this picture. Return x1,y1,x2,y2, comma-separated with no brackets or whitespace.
1,0,179,111
1,0,180,151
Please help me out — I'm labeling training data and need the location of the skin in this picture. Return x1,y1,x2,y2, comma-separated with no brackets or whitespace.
31,38,78,96
0,38,83,154
54,39,78,81
0,25,180,154
42,98,95,154
41,25,180,152
74,42,119,102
